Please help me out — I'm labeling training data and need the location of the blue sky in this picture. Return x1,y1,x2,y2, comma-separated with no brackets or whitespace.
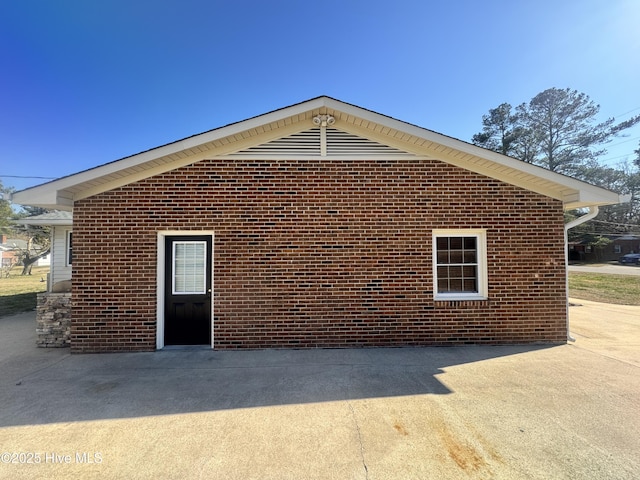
1,0,639,192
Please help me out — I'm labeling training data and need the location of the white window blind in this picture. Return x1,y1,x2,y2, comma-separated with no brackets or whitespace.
173,241,207,294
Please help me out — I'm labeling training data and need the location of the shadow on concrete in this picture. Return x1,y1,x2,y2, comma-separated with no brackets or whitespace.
0,313,558,427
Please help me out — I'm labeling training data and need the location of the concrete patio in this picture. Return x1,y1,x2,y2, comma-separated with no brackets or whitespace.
0,299,638,479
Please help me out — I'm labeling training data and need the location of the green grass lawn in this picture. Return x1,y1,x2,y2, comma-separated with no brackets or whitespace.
0,266,49,317
568,271,640,306
0,266,638,318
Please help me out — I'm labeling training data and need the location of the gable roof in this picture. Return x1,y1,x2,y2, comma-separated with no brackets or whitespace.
0,238,28,250
13,210,73,226
11,96,623,211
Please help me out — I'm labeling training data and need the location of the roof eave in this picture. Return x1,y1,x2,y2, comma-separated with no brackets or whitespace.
9,96,623,212
11,97,335,209
10,189,72,210
561,184,625,210
14,218,73,226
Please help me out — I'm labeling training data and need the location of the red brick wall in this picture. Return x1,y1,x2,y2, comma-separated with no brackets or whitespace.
71,158,567,352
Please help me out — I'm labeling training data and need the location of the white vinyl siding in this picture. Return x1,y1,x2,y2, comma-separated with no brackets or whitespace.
66,231,73,266
50,226,73,287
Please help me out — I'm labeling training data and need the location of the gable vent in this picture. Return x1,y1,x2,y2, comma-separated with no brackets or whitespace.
236,129,321,155
229,128,414,158
325,129,406,155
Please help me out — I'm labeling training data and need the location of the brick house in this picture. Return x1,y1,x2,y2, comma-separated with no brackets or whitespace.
569,235,640,262
12,97,623,353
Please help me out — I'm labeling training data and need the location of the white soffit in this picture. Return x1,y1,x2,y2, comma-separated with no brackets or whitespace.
10,96,620,210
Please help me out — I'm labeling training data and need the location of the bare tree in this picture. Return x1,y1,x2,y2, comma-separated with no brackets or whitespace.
11,206,51,275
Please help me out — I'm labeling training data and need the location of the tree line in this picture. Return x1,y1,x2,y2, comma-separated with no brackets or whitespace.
471,87,640,239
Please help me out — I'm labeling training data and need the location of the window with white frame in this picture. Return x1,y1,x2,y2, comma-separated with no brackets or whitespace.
433,230,487,300
66,231,73,266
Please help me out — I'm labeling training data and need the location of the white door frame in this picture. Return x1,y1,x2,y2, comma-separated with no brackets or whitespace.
156,231,215,349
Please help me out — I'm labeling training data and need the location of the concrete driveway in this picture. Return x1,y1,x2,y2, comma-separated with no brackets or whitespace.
569,263,640,276
0,301,638,480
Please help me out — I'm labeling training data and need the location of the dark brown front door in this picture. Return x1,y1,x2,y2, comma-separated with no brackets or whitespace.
164,235,212,345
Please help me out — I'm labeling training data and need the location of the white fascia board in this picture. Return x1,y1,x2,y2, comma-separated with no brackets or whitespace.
10,188,70,210
10,96,622,211
74,122,310,201
331,99,588,186
12,98,331,209
566,187,624,209
330,99,623,208
14,218,72,226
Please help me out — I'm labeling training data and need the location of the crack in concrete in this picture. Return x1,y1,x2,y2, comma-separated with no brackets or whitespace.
348,402,369,480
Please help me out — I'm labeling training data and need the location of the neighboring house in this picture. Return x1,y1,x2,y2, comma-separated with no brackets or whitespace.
11,97,624,353
0,236,46,271
569,235,640,262
0,235,25,269
14,211,73,286
36,254,51,267
1,230,52,272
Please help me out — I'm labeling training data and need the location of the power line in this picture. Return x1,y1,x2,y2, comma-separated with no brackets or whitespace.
614,106,640,119
0,175,57,180
607,135,640,148
599,136,640,163
599,153,636,163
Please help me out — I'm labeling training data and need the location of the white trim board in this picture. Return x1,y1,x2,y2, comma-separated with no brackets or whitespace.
156,231,215,350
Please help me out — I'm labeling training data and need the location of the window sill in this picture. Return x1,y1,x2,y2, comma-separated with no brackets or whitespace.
433,296,490,308
434,294,488,302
